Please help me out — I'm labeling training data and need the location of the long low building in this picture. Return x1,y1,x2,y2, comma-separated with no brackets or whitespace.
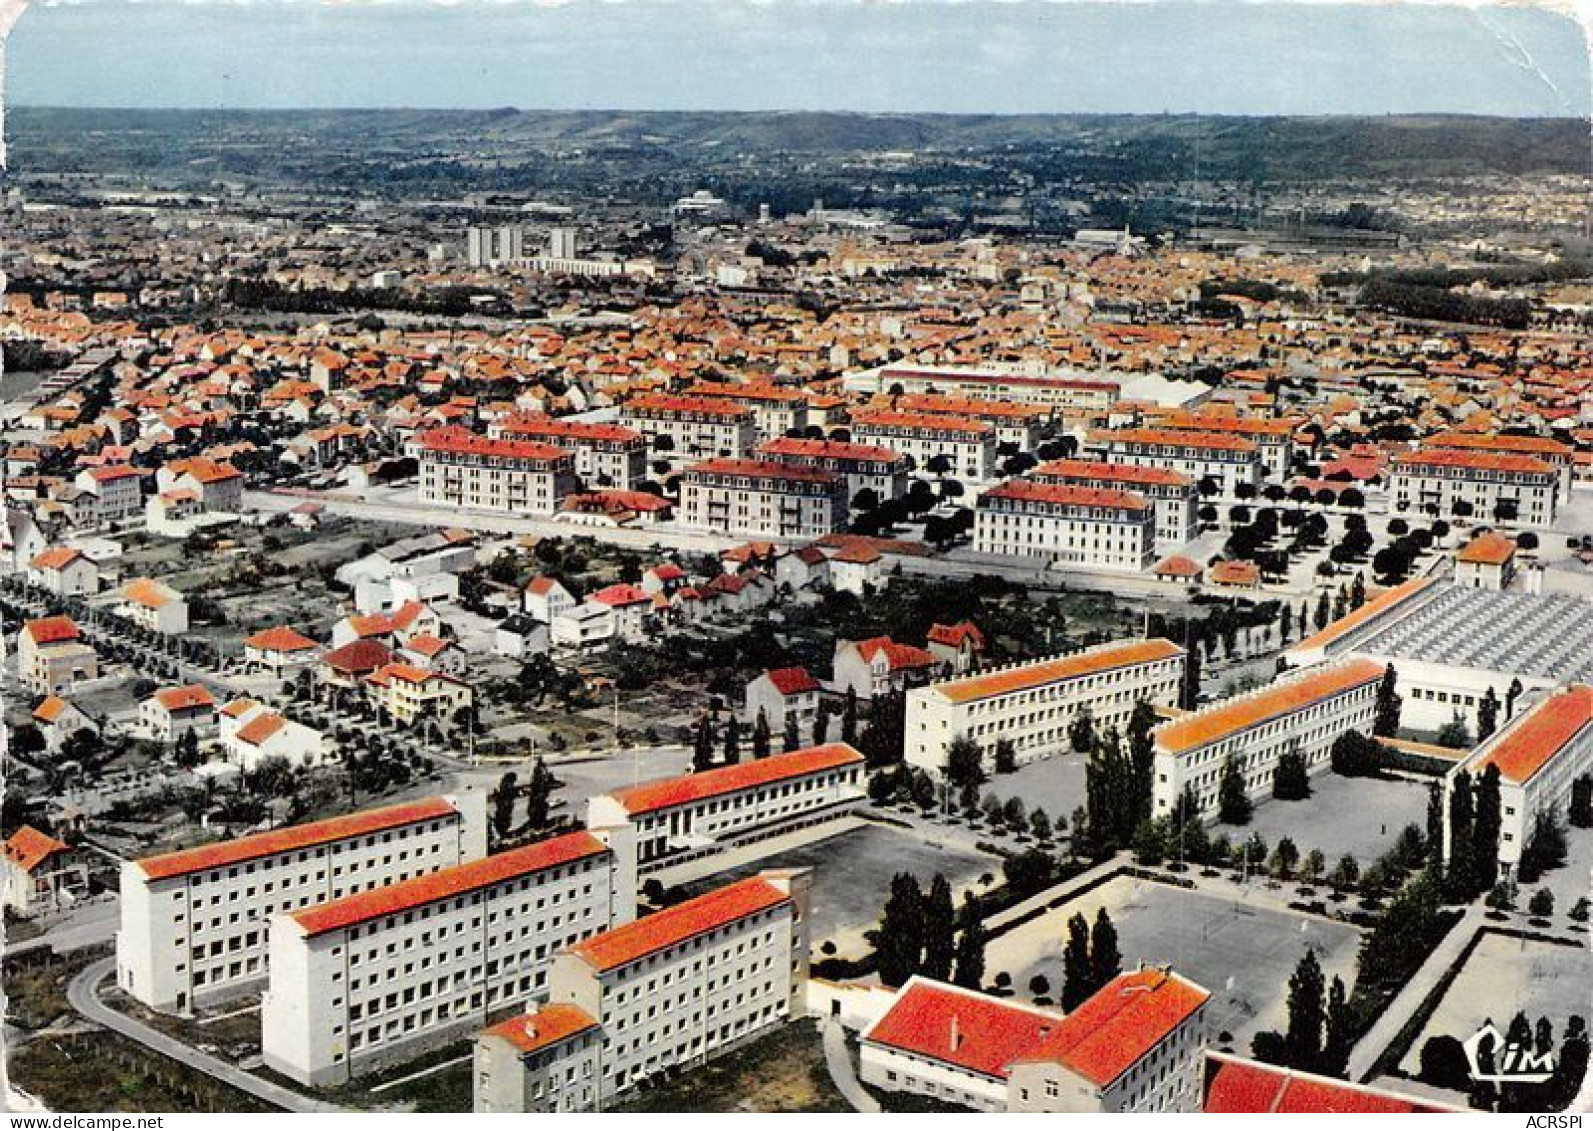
1285,580,1593,733
906,638,1186,774
476,870,813,1111
1031,458,1197,548
677,458,848,539
117,793,486,1013
586,743,866,869
1085,427,1262,497
1151,659,1386,819
973,479,1157,571
262,826,635,1087
1449,684,1593,875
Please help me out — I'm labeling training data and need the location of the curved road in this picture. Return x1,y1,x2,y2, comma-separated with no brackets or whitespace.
67,956,348,1114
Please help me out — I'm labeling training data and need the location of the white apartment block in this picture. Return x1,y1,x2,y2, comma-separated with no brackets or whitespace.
851,364,1121,413
973,480,1157,571
117,793,486,1013
17,616,98,696
1426,431,1575,502
755,436,908,503
1085,428,1263,496
474,1003,603,1113
683,383,810,440
75,465,145,523
850,410,999,482
490,415,649,490
896,393,1050,452
678,458,848,539
586,743,866,869
619,394,758,460
262,827,635,1087
1391,449,1558,527
1150,659,1385,819
1032,459,1197,548
1449,684,1593,875
532,870,812,1106
1155,412,1297,480
418,427,579,516
905,639,1185,774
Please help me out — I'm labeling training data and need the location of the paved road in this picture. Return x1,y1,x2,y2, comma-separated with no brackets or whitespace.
6,899,118,959
66,956,348,1114
1345,905,1485,1083
821,1019,880,1114
247,489,745,555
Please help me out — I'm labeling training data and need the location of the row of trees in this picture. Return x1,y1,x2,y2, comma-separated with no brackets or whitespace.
1062,909,1122,1009
873,872,986,990
1253,949,1354,1077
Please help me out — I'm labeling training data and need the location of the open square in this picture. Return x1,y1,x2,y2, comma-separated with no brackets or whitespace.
1233,771,1434,865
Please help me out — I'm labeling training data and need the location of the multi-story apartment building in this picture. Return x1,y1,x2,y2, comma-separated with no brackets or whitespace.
1390,449,1558,527
17,616,98,695
262,827,635,1087
586,743,866,868
678,458,847,539
894,393,1051,451
417,427,578,516
1449,684,1593,876
972,480,1157,571
490,414,648,490
683,382,809,440
474,1004,603,1113
860,967,1209,1113
75,464,145,524
754,437,908,504
619,394,758,460
364,661,474,724
117,793,486,1013
905,639,1185,774
850,410,998,482
1426,431,1575,502
850,364,1121,412
1085,428,1262,497
1031,459,1197,548
533,870,812,1106
1153,412,1298,479
1150,659,1385,819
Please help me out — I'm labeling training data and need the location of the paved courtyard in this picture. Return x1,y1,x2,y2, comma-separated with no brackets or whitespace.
1398,931,1593,1077
980,752,1088,825
1235,771,1433,865
984,875,1364,1047
673,820,1002,948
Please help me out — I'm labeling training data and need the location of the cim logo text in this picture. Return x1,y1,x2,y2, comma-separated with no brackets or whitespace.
1464,1020,1557,1085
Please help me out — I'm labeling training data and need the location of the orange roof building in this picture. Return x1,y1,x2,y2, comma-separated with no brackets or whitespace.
565,875,790,975
1152,660,1386,818
1202,1052,1461,1113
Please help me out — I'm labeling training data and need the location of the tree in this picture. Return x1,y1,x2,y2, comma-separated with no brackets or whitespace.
1285,949,1326,1071
782,710,801,753
1330,854,1360,890
723,714,742,764
993,737,1017,775
952,897,987,990
1271,837,1300,879
1090,908,1122,990
1068,708,1097,755
1062,913,1094,1010
1003,796,1027,831
841,688,859,744
1505,677,1523,720
1529,888,1555,918
922,874,956,981
524,756,554,830
1473,764,1502,895
1127,701,1159,822
1478,686,1501,740
491,771,518,841
1301,849,1326,885
875,873,925,987
1331,730,1381,778
1373,665,1402,737
1218,757,1252,825
1180,642,1202,711
1314,591,1331,631
813,706,830,745
1273,750,1311,800
1419,1036,1474,1091
1279,603,1294,643
692,715,715,771
1350,572,1366,609
1518,809,1568,883
1445,769,1476,901
751,708,772,760
174,728,202,769
1030,808,1054,845
1435,713,1470,749
1571,774,1593,829
944,734,986,790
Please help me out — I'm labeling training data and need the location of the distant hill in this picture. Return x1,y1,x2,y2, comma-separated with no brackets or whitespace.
7,107,1588,186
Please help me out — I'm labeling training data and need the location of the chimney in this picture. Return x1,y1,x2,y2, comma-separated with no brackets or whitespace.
523,1020,538,1042
950,1013,962,1052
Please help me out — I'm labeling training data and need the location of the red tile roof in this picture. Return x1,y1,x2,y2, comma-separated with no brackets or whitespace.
31,547,86,571
497,414,642,445
624,393,754,419
935,639,1183,705
926,622,985,649
419,426,571,463
1156,660,1385,756
244,626,319,653
23,616,81,645
1475,685,1593,786
764,666,822,696
32,695,69,723
608,743,863,816
980,479,1149,512
1457,532,1516,565
235,712,287,746
684,458,838,485
2,826,70,874
1203,1054,1457,1113
862,978,1061,1080
852,409,993,436
1034,458,1192,488
134,796,462,881
481,1004,600,1056
1012,968,1209,1086
290,831,608,937
1093,427,1258,454
322,639,393,674
856,636,940,671
152,685,216,712
1395,449,1555,476
568,876,789,973
756,437,904,464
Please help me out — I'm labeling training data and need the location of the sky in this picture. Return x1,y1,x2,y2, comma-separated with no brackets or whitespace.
5,0,1591,117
